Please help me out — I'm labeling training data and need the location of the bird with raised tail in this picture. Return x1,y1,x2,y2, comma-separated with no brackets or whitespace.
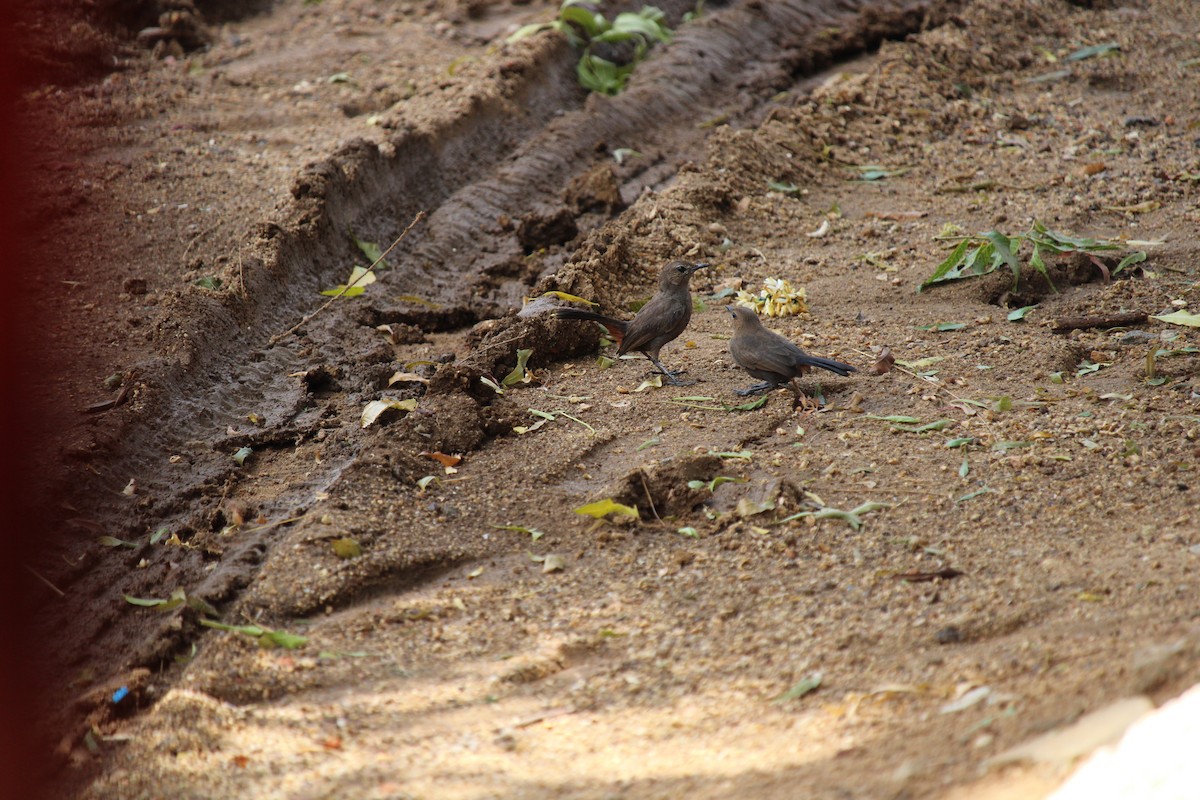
726,304,856,396
555,260,708,385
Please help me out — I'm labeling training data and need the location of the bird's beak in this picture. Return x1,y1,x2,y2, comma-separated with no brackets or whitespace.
725,304,736,317
688,262,709,273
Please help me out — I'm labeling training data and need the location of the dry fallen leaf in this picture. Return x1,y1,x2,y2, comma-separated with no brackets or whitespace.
420,451,463,473
872,347,896,375
389,371,429,386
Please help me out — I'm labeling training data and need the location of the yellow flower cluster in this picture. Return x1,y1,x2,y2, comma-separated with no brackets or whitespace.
735,277,809,317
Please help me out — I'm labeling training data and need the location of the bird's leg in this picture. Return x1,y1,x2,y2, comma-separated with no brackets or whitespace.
646,355,694,386
734,381,777,396
788,381,821,411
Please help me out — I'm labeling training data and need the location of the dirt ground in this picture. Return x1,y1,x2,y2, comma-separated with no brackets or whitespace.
12,0,1200,797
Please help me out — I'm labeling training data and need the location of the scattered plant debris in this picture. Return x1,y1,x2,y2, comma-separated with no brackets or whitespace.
508,1,673,95
779,501,888,531
735,277,809,317
492,524,545,541
687,476,747,492
920,220,1146,292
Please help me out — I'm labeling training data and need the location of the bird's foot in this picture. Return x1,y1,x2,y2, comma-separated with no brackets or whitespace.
650,367,694,386
787,382,825,412
734,382,776,396
793,392,820,413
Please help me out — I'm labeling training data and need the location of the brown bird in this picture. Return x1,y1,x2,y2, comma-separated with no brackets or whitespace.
555,260,708,385
726,304,856,396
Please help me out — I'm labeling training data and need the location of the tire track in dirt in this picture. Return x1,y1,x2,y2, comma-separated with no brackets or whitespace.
37,0,938,780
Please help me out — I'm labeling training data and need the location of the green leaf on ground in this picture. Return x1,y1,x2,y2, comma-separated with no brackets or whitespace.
956,487,993,503
1152,310,1200,328
350,230,386,267
1007,305,1036,321
491,524,545,542
320,265,376,297
773,672,823,703
124,587,187,611
767,180,800,195
612,148,642,165
200,619,308,649
687,476,747,493
920,219,1140,292
779,502,888,531
502,348,534,387
193,276,222,290
893,419,953,433
853,165,910,181
1064,42,1120,62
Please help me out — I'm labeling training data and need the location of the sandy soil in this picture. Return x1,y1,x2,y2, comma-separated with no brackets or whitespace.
12,0,1200,797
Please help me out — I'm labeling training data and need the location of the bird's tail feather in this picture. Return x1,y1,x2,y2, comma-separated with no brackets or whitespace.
555,307,626,342
803,355,856,377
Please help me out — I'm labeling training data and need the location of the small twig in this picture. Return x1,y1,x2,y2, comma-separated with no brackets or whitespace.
893,567,964,583
270,211,425,345
182,220,221,261
508,706,576,730
639,470,662,522
1052,310,1146,333
236,242,247,299
453,332,527,370
210,476,234,529
238,514,305,535
24,564,65,597
83,384,129,414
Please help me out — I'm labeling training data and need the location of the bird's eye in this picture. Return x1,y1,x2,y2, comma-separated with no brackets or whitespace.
676,264,687,272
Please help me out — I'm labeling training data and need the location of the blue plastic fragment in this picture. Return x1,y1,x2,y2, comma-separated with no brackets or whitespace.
112,686,129,704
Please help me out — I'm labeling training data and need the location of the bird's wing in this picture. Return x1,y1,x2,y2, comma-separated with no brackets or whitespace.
741,329,810,378
618,294,689,355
